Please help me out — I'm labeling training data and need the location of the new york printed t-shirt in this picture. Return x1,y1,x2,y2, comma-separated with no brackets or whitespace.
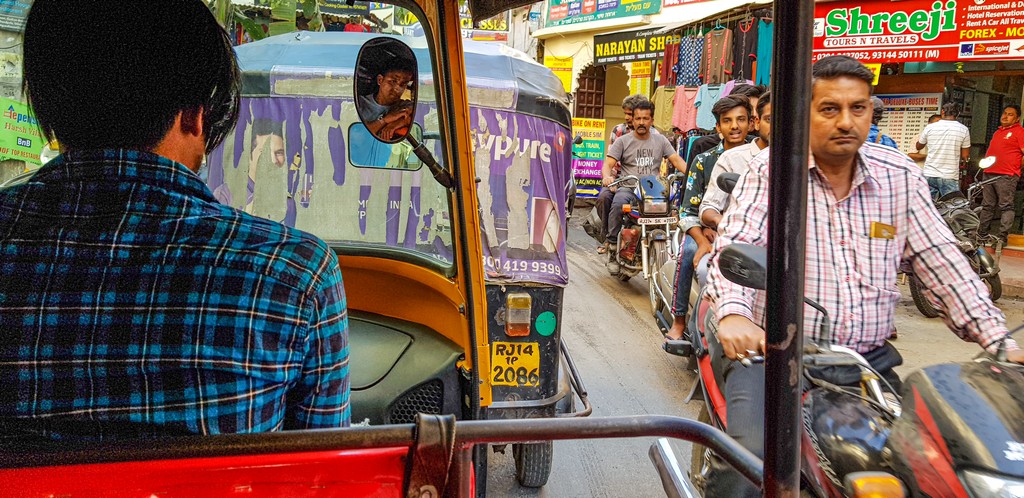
607,132,677,178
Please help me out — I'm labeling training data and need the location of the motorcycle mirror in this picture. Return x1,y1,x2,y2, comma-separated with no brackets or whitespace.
717,172,740,195
719,244,767,290
979,156,996,170
573,134,584,145
354,37,419,145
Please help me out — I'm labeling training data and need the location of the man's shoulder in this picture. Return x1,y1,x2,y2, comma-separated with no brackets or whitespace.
861,142,920,176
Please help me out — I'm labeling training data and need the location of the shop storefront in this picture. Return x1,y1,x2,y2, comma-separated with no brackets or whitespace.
814,0,1024,235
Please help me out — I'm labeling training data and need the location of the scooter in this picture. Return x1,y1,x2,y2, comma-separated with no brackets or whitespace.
908,157,1002,317
671,242,1024,497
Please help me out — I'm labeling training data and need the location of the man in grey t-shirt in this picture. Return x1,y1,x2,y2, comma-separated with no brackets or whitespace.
602,101,687,272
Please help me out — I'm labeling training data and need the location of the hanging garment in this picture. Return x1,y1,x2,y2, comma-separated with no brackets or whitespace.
732,18,758,81
661,42,680,85
754,20,774,86
675,35,703,87
673,86,700,132
695,83,725,130
700,27,733,85
652,86,676,131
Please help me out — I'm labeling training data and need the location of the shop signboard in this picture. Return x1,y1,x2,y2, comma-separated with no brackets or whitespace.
0,0,30,32
876,93,943,155
813,0,1024,63
0,97,43,165
544,56,574,92
546,0,662,28
593,27,681,65
458,0,510,41
664,0,714,7
571,118,606,198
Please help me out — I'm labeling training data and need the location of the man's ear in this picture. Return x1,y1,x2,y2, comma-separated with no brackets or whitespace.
180,108,204,137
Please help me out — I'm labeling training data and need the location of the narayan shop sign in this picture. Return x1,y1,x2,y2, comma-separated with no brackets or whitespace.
594,28,680,65
813,0,1024,62
546,0,661,28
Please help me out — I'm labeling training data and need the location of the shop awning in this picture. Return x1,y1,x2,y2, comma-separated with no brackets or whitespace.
532,14,651,40
651,0,771,33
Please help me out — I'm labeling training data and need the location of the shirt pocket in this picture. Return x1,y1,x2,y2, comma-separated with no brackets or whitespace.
853,232,900,293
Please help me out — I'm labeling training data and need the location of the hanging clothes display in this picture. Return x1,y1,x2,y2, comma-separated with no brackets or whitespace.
652,86,676,132
754,19,774,86
673,86,700,133
695,83,724,130
731,18,758,82
660,41,680,86
723,79,754,96
675,35,703,87
700,27,733,85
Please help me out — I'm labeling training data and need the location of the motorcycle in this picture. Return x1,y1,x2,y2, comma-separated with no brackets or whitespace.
670,242,1024,497
908,158,1002,317
583,174,677,282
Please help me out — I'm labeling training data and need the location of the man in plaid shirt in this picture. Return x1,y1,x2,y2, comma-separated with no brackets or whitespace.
702,55,1022,497
0,0,350,439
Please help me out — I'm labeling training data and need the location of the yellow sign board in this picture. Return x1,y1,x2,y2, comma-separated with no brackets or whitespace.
864,63,882,86
544,56,573,93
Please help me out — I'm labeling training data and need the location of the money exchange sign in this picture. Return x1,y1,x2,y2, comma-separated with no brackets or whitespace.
813,0,1024,62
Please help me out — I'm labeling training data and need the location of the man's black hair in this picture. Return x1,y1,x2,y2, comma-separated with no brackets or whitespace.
633,99,655,115
24,0,241,155
942,102,961,118
1005,104,1022,117
929,113,941,121
811,55,875,88
756,91,771,118
729,84,765,100
711,95,752,123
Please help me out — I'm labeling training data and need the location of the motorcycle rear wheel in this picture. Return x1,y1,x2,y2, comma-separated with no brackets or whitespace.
986,274,1002,301
648,240,668,317
689,405,712,494
908,274,941,318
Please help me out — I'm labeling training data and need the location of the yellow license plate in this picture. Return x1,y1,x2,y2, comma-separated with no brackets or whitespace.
490,341,540,387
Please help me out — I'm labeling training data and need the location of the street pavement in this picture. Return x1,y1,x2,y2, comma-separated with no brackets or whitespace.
486,208,1024,497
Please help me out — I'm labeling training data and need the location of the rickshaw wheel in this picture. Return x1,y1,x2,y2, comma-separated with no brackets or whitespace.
648,239,668,317
513,441,553,488
689,405,712,493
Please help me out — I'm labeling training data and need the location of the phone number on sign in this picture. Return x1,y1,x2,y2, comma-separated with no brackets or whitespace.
485,257,563,276
813,48,941,62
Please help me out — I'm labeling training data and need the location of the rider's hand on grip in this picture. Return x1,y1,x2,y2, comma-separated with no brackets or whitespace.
718,315,766,362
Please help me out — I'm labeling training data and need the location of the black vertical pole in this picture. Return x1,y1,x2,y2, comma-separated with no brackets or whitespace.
764,0,814,497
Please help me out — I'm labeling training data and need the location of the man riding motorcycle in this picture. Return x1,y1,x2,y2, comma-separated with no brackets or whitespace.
703,55,1024,497
665,95,754,341
601,100,686,274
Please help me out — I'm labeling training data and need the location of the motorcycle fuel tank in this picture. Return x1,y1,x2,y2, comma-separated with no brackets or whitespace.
887,361,1024,497
802,388,893,496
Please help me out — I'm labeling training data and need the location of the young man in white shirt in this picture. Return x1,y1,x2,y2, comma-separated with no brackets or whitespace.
916,103,971,198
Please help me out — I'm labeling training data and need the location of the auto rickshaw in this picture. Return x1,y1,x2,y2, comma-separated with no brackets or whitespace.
0,0,770,496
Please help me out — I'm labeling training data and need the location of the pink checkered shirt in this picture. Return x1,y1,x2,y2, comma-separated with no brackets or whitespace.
706,143,1012,354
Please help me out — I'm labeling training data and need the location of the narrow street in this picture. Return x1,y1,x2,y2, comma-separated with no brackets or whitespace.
487,209,1024,497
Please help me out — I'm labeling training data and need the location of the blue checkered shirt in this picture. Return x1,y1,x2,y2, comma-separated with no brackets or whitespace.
0,149,350,438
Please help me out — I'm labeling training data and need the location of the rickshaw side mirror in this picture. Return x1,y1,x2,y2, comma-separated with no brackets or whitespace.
719,244,767,290
717,172,740,195
573,134,584,145
355,37,419,145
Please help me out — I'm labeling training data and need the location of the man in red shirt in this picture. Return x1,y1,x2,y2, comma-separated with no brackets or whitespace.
980,104,1024,243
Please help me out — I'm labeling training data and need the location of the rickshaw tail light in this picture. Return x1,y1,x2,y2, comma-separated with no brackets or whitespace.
505,292,532,337
622,204,632,214
844,472,905,498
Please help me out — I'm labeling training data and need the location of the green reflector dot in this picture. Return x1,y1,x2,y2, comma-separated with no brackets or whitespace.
536,311,557,337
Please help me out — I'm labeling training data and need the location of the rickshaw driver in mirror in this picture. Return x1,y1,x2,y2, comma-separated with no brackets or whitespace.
0,0,351,438
703,55,1024,498
360,59,415,141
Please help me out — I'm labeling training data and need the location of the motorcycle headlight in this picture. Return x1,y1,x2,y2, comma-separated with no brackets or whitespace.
643,199,668,215
962,469,1024,497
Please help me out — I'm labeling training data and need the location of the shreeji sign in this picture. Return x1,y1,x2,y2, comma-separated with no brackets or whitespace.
593,27,681,65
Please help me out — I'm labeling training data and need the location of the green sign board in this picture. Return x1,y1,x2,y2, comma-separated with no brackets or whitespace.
0,98,43,165
546,0,661,28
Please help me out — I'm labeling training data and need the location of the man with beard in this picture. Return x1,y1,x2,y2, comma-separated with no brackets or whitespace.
602,100,686,273
664,95,751,341
703,55,1021,497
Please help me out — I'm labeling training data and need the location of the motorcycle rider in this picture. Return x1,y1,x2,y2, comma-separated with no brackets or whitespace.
665,96,751,341
703,55,1023,497
597,94,649,254
602,100,687,274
